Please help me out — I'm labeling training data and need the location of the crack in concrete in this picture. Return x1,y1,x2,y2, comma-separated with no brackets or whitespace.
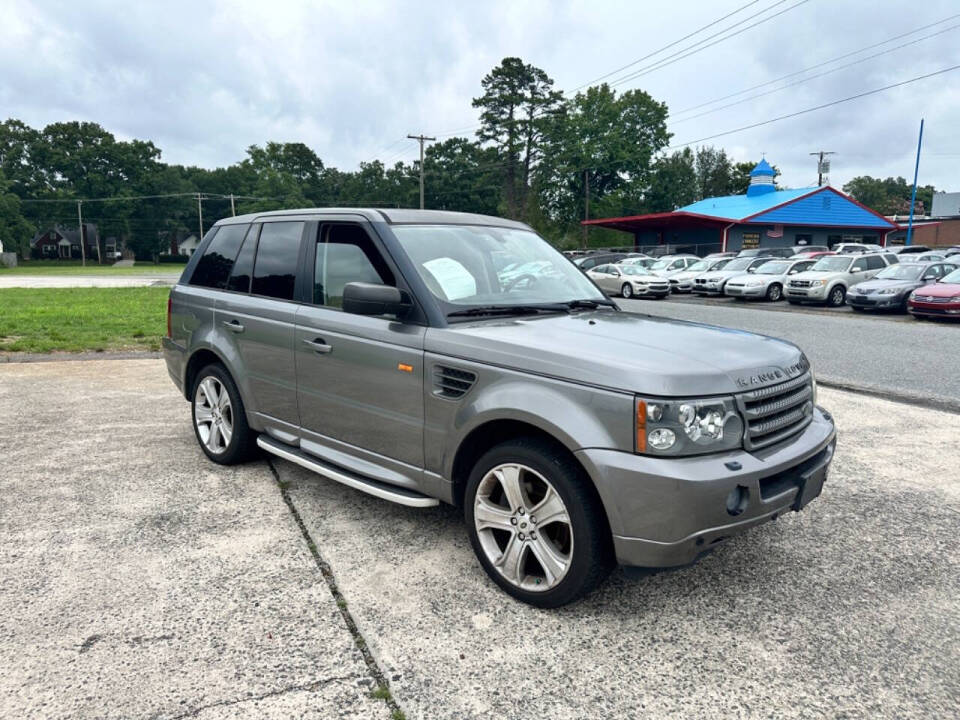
266,458,404,719
161,674,356,720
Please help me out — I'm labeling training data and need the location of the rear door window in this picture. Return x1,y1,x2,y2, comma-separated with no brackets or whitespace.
865,255,885,270
251,221,304,300
189,224,249,289
226,224,260,293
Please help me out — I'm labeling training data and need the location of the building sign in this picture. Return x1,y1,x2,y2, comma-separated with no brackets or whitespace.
742,232,760,249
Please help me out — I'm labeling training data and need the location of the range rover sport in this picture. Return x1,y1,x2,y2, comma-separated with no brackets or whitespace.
163,209,836,607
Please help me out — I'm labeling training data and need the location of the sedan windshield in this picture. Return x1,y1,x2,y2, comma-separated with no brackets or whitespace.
876,264,924,280
392,225,606,310
621,265,650,276
649,258,673,270
942,268,960,283
811,256,853,272
721,257,757,272
685,260,711,273
756,261,791,275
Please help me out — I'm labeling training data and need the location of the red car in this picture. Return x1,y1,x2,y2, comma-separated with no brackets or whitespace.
908,266,960,319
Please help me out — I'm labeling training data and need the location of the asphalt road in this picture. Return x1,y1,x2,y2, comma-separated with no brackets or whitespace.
1,359,957,719
621,295,960,409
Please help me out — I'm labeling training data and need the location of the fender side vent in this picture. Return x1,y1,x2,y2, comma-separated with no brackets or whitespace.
433,365,477,400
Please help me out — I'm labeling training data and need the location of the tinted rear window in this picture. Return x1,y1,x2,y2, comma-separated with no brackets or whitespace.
226,224,260,293
189,224,249,289
252,221,304,300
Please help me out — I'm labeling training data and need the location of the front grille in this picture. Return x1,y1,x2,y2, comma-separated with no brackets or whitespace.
695,278,708,285
433,365,477,400
789,280,812,288
737,372,814,450
914,295,949,303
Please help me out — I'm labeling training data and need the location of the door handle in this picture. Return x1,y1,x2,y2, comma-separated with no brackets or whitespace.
222,320,245,333
303,338,333,354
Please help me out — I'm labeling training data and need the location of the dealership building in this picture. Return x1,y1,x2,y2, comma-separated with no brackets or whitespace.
583,159,901,254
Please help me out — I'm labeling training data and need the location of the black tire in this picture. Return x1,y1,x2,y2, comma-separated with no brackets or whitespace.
766,283,783,302
826,285,846,307
191,363,257,465
464,437,614,608
621,283,633,299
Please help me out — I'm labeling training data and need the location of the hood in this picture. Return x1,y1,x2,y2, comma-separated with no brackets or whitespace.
427,311,806,397
790,270,845,280
625,273,665,282
726,272,776,284
854,278,918,293
672,270,708,281
701,269,746,281
914,282,960,298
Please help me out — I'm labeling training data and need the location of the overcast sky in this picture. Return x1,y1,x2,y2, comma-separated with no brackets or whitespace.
3,0,959,192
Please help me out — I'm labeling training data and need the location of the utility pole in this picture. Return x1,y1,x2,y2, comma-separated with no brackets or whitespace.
407,133,436,209
229,193,236,216
809,150,836,186
583,170,590,249
906,118,925,247
197,192,204,238
76,200,86,267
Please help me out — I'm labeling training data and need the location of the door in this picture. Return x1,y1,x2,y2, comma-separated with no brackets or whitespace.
587,264,612,292
848,256,872,285
295,222,425,468
215,221,304,434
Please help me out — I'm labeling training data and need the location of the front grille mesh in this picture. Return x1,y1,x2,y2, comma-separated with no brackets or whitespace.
738,372,814,450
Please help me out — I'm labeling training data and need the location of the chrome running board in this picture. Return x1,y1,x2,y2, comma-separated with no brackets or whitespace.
257,435,439,508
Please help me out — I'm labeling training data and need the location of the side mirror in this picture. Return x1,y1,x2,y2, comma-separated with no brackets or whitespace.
923,274,936,281
611,269,621,276
747,267,756,273
342,282,405,317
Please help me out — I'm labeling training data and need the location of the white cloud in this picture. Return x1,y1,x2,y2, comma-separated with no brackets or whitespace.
2,0,959,190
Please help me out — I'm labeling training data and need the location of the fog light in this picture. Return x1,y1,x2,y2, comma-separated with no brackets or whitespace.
648,428,676,450
726,485,749,516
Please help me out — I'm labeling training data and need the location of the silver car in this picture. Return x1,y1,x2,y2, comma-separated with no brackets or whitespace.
586,263,670,299
669,257,732,293
163,209,835,607
648,254,700,281
724,258,817,302
693,256,773,295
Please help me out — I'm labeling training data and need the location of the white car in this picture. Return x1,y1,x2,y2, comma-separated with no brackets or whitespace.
692,256,774,295
648,255,700,282
586,263,670,299
723,258,817,302
786,253,894,306
668,257,733,293
833,243,884,255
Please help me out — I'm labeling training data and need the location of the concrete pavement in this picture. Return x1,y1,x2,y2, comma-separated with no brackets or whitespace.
0,274,178,288
1,359,957,719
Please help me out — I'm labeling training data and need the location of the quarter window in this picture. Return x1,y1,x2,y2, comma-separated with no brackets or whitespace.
190,224,249,289
312,224,394,309
252,222,304,300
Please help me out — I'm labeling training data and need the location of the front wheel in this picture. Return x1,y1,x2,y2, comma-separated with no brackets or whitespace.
621,283,633,299
191,363,256,464
826,285,846,307
766,283,783,302
464,438,614,607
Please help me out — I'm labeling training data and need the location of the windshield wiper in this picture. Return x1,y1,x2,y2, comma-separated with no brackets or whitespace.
446,298,617,319
565,298,618,310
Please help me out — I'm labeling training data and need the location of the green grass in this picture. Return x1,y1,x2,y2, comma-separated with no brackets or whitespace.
0,287,169,353
0,260,183,275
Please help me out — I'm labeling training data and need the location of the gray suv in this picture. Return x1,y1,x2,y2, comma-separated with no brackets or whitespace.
163,209,836,607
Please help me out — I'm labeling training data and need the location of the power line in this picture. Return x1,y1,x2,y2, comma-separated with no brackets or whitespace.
608,0,811,89
668,19,960,124
570,0,763,91
670,13,960,116
667,63,960,149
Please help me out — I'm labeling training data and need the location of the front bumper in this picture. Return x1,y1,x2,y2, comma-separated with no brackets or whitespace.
692,283,724,295
670,279,694,292
576,406,836,568
847,292,903,309
725,284,766,297
786,285,826,302
908,300,960,317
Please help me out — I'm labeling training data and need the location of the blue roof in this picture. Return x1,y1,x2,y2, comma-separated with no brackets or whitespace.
679,187,816,221
750,158,775,177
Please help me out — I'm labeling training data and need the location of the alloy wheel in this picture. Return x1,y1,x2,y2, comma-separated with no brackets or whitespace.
622,283,633,299
194,376,233,454
473,463,573,592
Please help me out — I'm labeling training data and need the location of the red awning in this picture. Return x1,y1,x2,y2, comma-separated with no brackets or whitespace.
582,211,731,233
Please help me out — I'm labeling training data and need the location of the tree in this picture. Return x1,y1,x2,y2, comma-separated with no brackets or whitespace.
694,146,733,199
473,58,564,219
645,149,698,213
538,84,670,230
423,138,500,214
0,169,33,256
842,175,935,216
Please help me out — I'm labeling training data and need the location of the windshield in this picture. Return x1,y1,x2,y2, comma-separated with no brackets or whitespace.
392,225,606,309
721,257,757,272
876,264,924,280
621,265,649,276
942,268,960,283
757,260,791,275
649,258,673,270
686,260,711,272
811,256,853,272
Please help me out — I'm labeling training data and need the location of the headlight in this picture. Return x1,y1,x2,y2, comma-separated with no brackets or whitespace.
811,279,825,286
636,396,744,456
876,288,897,295
909,290,917,299
745,279,764,287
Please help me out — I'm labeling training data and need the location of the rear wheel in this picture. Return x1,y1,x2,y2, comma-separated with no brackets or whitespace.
766,283,783,302
191,363,256,464
621,283,633,299
826,285,846,307
464,438,614,608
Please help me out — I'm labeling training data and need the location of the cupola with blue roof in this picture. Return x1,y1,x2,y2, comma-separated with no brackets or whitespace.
746,157,777,197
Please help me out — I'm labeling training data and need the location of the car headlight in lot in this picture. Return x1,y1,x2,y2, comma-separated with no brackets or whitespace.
876,288,898,295
909,290,917,299
810,279,825,286
636,396,743,456
745,279,764,287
